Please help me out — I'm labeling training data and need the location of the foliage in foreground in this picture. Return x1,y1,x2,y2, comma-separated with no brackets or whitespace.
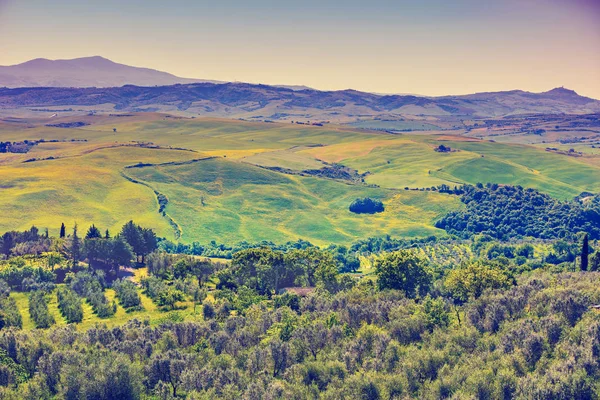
0,270,599,399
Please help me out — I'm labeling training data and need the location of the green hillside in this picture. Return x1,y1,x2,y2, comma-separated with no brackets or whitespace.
0,114,599,244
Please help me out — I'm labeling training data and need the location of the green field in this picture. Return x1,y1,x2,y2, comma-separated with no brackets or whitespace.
0,113,599,244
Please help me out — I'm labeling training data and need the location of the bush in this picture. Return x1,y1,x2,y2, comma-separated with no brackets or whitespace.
56,287,83,323
140,276,184,309
140,276,167,300
157,288,185,310
349,198,384,214
28,291,55,329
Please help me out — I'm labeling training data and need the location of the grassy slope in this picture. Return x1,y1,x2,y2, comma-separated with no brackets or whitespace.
127,157,460,245
0,146,197,237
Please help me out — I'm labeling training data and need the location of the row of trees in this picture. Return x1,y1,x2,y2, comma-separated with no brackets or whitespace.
112,279,142,311
69,272,116,318
56,287,83,324
28,291,54,329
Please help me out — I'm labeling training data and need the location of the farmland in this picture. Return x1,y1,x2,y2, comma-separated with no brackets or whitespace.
0,113,599,245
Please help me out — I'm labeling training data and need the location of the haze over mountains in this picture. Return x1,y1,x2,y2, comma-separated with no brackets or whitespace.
0,56,599,119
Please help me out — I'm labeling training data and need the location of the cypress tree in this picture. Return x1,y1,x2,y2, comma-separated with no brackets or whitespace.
581,233,589,271
71,224,81,267
59,223,66,239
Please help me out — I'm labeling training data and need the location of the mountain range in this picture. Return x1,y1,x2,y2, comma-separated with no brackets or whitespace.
0,56,599,119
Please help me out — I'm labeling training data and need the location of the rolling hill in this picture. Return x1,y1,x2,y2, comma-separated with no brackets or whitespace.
0,113,599,244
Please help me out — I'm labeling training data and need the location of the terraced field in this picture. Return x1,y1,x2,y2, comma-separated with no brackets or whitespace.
0,113,599,244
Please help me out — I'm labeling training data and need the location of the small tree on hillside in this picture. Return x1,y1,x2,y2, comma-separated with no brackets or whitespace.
444,260,513,303
59,223,66,239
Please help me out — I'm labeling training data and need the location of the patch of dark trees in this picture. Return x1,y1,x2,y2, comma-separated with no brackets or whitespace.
45,122,90,128
349,197,385,214
436,184,600,240
260,163,368,184
0,138,88,154
434,144,452,152
303,164,366,182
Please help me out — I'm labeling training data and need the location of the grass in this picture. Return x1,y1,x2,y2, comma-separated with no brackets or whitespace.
0,114,599,244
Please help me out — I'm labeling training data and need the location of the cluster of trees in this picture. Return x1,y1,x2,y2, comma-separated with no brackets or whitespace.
119,221,158,264
159,238,313,259
158,239,361,272
434,144,452,152
0,260,55,291
219,247,341,295
436,184,600,240
349,197,385,214
1,227,50,258
78,221,157,273
146,253,214,283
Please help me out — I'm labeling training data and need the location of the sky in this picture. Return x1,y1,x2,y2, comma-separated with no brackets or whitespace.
0,0,599,98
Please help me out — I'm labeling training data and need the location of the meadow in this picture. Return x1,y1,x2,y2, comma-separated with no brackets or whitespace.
0,113,599,244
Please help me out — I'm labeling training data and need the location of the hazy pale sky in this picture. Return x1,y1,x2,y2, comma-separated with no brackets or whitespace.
1,0,599,98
